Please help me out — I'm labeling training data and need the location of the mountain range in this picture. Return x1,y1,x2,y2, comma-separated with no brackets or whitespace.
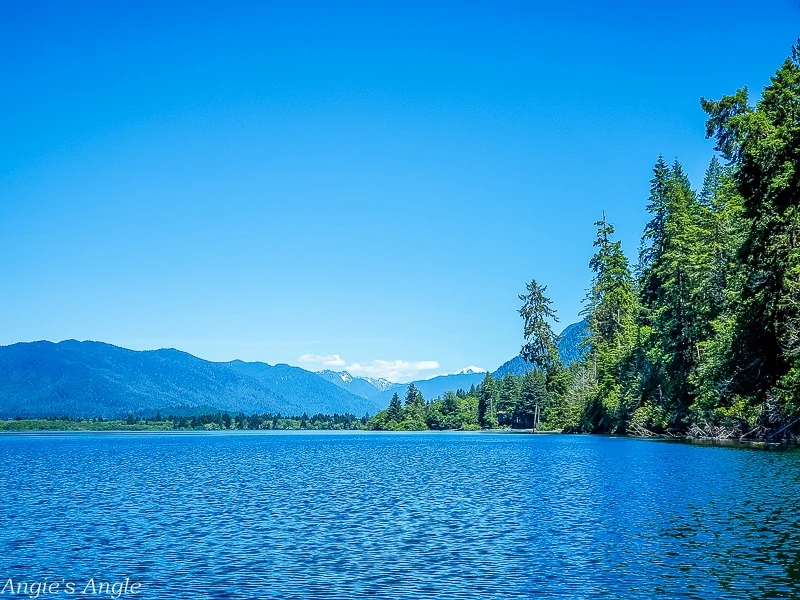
0,340,384,419
368,371,487,407
0,321,587,419
315,370,397,398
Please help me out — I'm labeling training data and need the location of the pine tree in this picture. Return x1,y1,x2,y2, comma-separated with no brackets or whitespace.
633,157,675,416
656,161,703,412
630,159,711,424
519,279,561,372
582,213,638,431
638,155,671,302
548,361,595,432
442,390,458,416
403,383,426,426
387,392,403,422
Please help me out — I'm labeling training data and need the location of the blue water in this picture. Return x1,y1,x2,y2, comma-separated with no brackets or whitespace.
1,432,799,599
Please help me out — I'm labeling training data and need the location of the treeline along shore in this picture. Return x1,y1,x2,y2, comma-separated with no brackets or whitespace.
0,412,367,432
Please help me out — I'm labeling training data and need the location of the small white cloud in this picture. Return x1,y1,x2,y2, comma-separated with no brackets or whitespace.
299,353,347,368
346,359,440,383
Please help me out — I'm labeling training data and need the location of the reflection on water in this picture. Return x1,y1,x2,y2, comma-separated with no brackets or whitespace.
1,432,798,599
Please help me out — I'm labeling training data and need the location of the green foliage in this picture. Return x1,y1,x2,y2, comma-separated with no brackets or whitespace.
517,370,549,430
400,383,427,429
497,373,520,425
427,392,480,430
581,213,639,431
629,403,670,433
536,42,800,440
368,367,569,432
519,279,562,373
701,43,800,420
369,385,480,431
0,410,367,431
545,362,595,431
387,392,403,422
477,374,499,428
0,419,175,432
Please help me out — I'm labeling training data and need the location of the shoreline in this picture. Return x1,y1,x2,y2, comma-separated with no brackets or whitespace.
2,426,796,449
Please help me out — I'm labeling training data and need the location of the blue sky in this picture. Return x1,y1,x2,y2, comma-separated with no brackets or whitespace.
1,1,798,381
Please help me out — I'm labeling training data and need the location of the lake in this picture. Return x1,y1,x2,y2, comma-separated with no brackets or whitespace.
1,432,798,599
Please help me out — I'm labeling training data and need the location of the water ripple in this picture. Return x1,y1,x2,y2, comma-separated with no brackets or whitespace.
0,432,798,599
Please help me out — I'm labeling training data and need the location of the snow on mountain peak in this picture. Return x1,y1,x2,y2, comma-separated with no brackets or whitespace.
362,377,396,391
456,366,487,375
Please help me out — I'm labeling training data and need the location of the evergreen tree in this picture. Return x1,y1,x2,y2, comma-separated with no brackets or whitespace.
702,41,800,420
582,213,638,431
478,373,499,428
519,279,561,373
387,392,403,422
517,370,548,430
632,157,675,419
690,157,745,418
403,383,426,427
405,383,422,409
638,155,671,301
657,161,703,412
630,160,711,424
547,361,595,432
498,373,521,425
442,389,458,416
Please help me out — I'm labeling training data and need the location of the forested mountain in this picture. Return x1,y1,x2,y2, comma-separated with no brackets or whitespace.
0,340,381,418
224,361,383,414
556,321,590,364
492,320,587,378
315,370,397,398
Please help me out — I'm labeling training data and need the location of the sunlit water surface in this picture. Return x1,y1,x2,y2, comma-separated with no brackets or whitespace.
1,432,799,599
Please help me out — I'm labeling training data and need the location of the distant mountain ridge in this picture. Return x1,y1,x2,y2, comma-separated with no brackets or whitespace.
492,320,588,378
0,322,588,419
315,370,396,398
0,340,384,419
361,376,397,392
369,371,486,407
455,367,485,375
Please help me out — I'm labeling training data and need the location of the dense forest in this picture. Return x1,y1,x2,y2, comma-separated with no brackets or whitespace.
0,411,366,431
366,374,555,431
370,44,800,442
560,43,800,441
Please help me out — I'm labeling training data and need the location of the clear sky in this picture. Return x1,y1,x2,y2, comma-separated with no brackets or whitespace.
1,1,798,381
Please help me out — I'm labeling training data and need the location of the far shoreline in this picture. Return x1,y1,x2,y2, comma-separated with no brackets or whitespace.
2,425,797,450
